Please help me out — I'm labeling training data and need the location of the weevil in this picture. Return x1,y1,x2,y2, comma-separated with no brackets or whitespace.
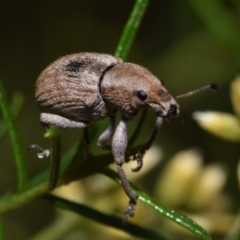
29,52,218,222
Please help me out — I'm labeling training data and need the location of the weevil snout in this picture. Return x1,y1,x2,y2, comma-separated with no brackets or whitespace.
148,89,179,118
167,103,179,117
156,101,179,118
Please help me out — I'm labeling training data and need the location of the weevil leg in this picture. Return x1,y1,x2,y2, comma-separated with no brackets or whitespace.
28,120,52,158
112,116,138,222
97,116,116,150
28,144,51,158
29,112,89,190
131,117,163,172
131,154,143,172
40,113,89,129
28,124,61,190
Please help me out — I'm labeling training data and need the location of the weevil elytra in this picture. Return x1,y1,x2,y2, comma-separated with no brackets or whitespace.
29,52,218,222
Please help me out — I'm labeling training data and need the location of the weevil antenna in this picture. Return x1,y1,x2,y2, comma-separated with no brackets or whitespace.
175,84,219,99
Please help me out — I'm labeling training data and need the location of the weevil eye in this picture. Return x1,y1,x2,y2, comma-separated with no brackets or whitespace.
137,90,148,101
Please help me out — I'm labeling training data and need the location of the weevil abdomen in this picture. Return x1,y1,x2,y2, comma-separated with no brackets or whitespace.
35,53,122,123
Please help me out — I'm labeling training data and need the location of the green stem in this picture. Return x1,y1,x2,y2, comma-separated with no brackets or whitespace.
0,142,79,215
102,168,212,240
0,91,24,141
0,144,142,215
0,218,6,240
0,80,27,192
114,0,149,61
0,182,48,214
115,0,150,153
43,194,169,240
45,126,62,190
128,109,148,148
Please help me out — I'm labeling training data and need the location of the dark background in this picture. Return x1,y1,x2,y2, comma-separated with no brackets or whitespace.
0,0,239,239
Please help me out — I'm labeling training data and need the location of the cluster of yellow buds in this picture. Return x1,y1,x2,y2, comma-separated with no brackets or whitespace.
193,75,240,188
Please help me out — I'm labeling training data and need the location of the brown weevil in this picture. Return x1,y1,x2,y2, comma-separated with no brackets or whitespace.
29,52,218,222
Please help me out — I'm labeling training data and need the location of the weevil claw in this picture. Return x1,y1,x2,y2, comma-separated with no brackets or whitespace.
131,146,148,172
123,202,135,224
131,153,144,172
28,144,51,158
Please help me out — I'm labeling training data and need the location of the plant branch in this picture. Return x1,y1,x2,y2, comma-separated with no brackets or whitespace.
102,168,212,240
0,80,27,192
114,0,149,61
42,194,169,240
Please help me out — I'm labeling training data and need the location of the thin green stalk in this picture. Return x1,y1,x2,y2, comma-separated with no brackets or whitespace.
102,168,212,240
0,218,6,240
43,194,169,240
115,0,150,153
128,109,148,148
0,143,142,215
0,80,27,192
0,91,24,141
0,142,79,215
114,0,149,61
44,126,61,190
0,182,49,214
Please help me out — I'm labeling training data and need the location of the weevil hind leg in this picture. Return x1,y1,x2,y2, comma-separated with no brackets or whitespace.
28,121,52,159
29,113,89,159
112,116,138,222
117,165,138,224
28,120,61,190
29,112,90,190
28,144,51,158
40,113,89,129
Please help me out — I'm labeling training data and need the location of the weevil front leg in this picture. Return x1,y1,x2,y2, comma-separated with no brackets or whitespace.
132,116,163,172
29,113,89,190
97,116,116,150
112,115,138,223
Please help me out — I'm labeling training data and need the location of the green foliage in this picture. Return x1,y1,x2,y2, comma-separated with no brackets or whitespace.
0,81,27,192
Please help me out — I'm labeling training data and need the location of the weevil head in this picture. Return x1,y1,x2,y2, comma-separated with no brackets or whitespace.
101,62,179,119
146,87,179,118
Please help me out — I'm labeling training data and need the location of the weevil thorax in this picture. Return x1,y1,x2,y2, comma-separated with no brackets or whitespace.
101,63,179,119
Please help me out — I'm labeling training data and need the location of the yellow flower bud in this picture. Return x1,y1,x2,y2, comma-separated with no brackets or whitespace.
193,111,240,142
187,164,226,210
154,149,202,207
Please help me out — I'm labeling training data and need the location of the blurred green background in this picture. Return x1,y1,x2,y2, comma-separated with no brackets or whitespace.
0,0,239,239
